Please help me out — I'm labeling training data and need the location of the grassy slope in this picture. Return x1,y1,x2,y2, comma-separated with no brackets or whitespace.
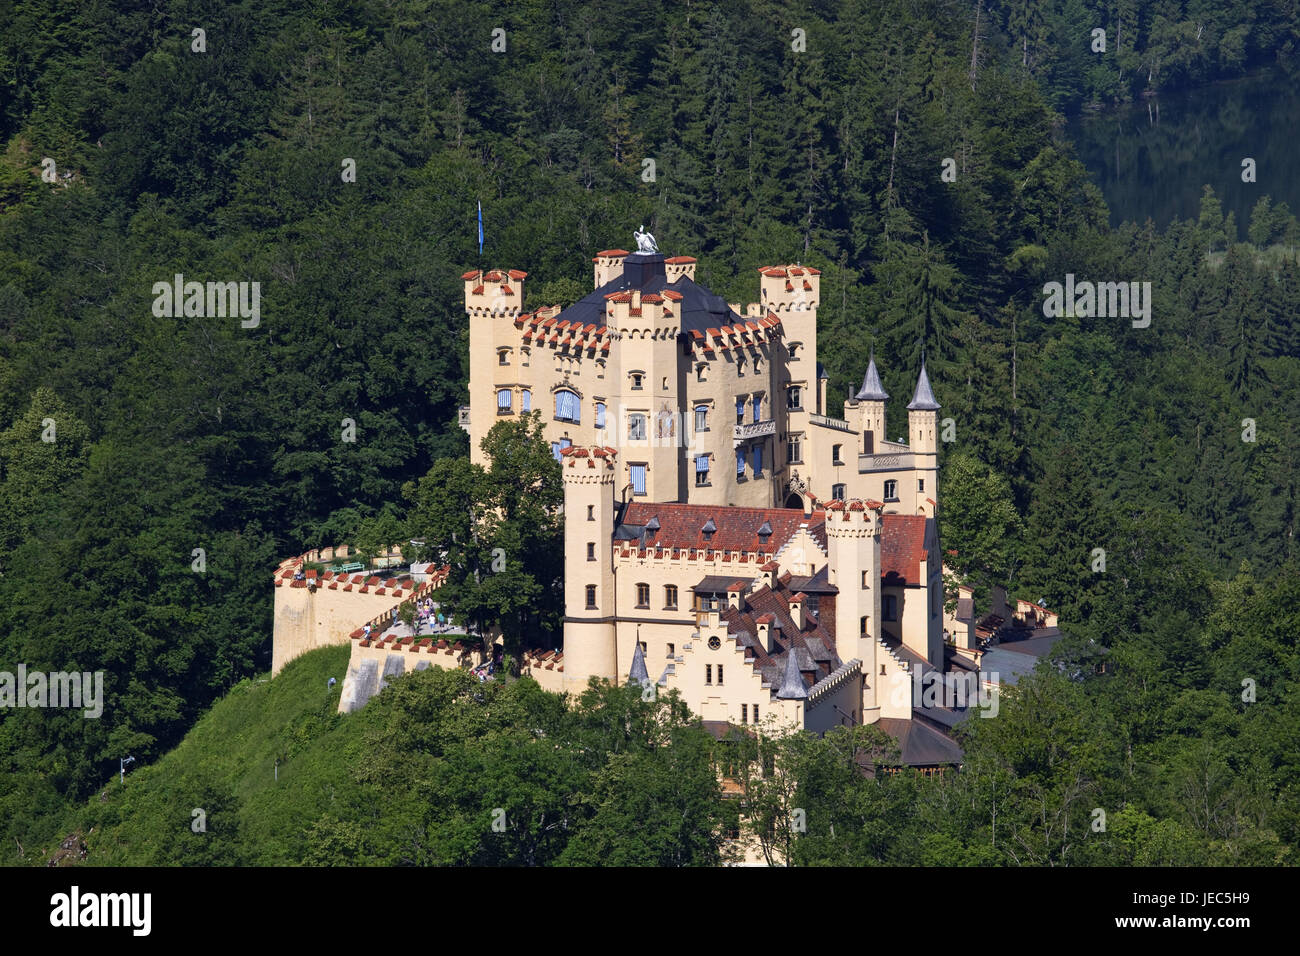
74,645,361,865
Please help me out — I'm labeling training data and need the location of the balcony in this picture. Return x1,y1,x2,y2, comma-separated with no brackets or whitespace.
734,419,776,441
809,413,854,433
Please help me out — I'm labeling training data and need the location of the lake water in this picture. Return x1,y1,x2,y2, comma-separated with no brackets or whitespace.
1065,69,1300,239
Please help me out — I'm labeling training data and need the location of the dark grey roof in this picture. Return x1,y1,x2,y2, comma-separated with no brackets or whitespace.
855,351,890,401
552,252,741,334
876,716,964,766
628,641,650,685
693,574,749,593
776,647,809,699
786,564,837,595
907,362,941,411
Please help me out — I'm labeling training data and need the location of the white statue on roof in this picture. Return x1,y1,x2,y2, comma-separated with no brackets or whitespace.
633,225,658,254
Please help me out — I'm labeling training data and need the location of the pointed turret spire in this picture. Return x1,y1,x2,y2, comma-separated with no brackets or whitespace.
776,646,809,700
855,348,889,402
628,640,650,685
907,361,941,411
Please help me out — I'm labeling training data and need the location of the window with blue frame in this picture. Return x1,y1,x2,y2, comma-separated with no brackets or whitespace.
737,450,745,477
695,454,710,486
630,464,647,495
550,438,572,461
521,389,531,412
497,388,513,412
751,445,762,475
735,397,745,424
751,395,762,422
554,390,580,423
595,402,606,429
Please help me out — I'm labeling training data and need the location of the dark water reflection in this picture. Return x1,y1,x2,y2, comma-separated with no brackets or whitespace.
1065,70,1300,239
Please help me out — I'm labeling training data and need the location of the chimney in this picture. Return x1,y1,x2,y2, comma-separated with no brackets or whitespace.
760,561,779,590
789,592,806,630
756,613,777,653
727,580,746,610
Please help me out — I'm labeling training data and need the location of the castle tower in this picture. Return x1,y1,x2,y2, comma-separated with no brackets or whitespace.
907,362,941,517
847,349,889,455
824,499,884,721
561,445,619,692
465,267,527,465
758,264,820,414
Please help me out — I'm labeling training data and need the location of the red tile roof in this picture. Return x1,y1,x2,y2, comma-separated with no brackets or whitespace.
621,502,824,554
881,515,929,586
593,249,631,258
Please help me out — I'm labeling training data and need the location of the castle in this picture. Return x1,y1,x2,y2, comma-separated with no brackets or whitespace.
273,237,976,770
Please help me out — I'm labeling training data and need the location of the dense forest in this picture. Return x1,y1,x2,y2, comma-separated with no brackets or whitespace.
0,0,1297,864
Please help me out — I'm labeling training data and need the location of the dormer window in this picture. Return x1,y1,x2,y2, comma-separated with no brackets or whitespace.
757,521,772,543
701,517,717,542
645,516,660,542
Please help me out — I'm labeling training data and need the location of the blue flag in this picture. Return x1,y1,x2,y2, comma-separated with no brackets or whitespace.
477,201,483,255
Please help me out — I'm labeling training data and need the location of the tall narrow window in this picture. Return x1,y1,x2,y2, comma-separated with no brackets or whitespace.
884,479,898,501
587,543,596,561
628,414,647,440
636,583,650,608
737,450,745,477
695,455,710,486
787,434,801,464
751,445,762,476
751,395,762,423
665,585,678,609
694,405,708,432
833,443,843,465
554,390,580,423
585,585,597,608
706,664,713,685
630,464,647,495
788,386,802,410
735,397,745,425
595,402,606,429
521,389,531,412
883,595,898,621
717,664,724,685
587,505,595,520
753,704,759,722
741,704,748,724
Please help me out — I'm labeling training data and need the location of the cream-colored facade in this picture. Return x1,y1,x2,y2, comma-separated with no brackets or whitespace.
463,247,942,514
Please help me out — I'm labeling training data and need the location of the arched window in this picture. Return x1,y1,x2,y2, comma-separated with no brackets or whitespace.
595,402,606,429
694,405,708,432
554,390,580,423
497,389,513,413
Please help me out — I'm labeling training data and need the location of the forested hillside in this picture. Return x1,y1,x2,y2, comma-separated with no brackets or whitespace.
1,0,1297,863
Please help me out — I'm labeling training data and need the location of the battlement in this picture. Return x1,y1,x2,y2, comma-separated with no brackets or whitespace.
560,445,619,478
464,268,526,318
664,255,697,282
686,313,783,358
757,265,820,312
603,287,679,337
823,498,885,535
